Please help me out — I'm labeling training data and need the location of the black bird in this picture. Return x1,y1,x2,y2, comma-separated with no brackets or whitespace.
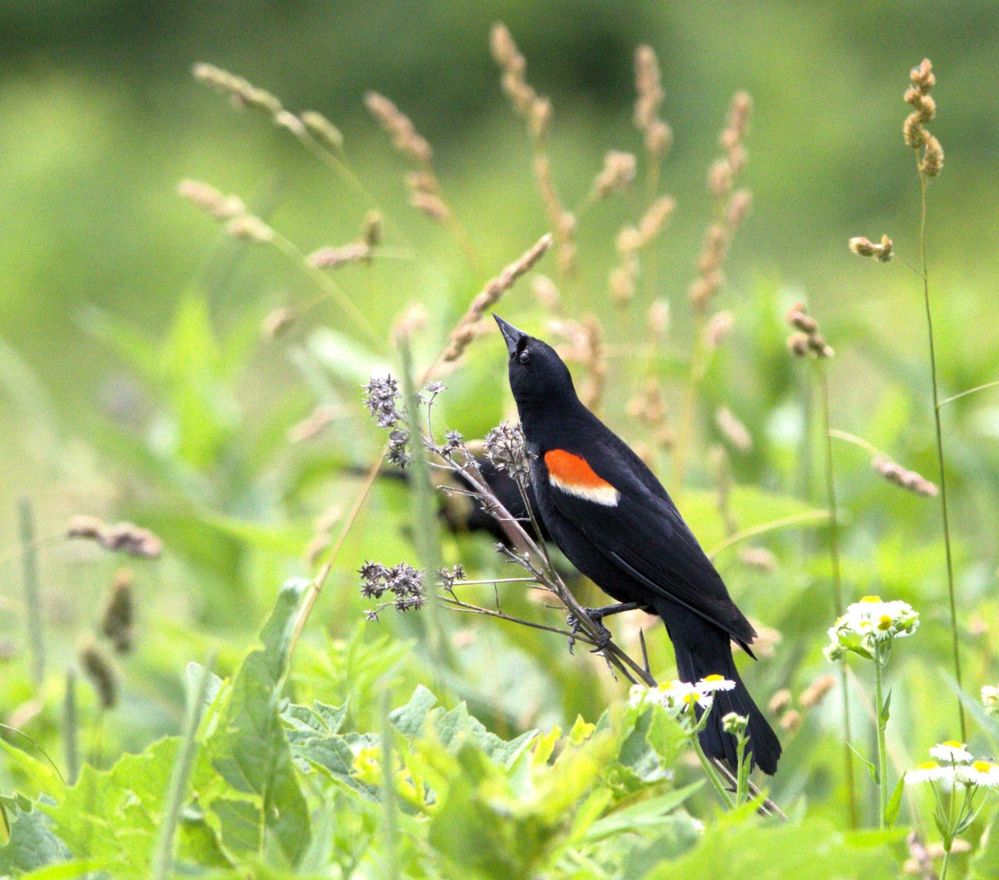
494,314,781,774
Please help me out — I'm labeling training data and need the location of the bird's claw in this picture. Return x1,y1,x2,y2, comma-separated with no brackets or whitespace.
567,608,613,653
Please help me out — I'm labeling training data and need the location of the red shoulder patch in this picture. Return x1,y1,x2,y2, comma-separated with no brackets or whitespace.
544,449,613,488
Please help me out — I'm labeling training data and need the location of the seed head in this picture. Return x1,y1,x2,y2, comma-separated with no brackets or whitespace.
100,569,135,655
484,420,531,482
80,642,117,709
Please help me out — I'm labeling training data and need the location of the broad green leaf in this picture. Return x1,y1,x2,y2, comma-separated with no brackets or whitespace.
0,806,69,875
583,781,703,842
206,579,313,867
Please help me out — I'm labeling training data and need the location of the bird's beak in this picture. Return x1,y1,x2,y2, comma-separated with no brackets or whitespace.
493,314,527,356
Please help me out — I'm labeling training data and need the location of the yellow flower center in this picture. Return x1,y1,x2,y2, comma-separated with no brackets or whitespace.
683,692,700,705
860,595,883,603
942,740,963,748
703,674,724,682
917,761,939,769
877,615,892,630
973,761,992,773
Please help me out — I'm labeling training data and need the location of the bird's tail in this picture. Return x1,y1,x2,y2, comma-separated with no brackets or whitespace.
671,626,781,776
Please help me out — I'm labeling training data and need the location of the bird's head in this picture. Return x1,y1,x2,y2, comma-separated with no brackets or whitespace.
493,314,577,412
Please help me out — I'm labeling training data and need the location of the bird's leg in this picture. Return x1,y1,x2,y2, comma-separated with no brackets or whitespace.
566,602,641,652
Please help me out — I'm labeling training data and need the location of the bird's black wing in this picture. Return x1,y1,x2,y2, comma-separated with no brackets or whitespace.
541,442,757,648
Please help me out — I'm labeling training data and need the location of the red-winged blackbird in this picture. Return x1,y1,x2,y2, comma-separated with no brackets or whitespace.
495,315,781,775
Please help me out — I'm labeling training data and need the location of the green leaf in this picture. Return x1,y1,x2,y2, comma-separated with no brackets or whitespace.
879,689,892,725
970,817,999,880
206,579,313,867
0,805,69,874
583,781,703,842
885,774,905,827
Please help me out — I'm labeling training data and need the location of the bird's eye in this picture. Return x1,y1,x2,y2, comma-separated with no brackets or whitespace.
518,350,531,365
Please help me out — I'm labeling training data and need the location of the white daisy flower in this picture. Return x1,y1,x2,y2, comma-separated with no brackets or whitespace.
929,741,973,764
696,674,736,695
906,761,958,786
958,760,999,789
825,595,919,662
982,684,999,718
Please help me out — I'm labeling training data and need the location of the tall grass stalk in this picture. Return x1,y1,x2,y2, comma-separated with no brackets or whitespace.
151,657,215,880
872,640,889,829
817,369,858,828
399,338,455,673
379,689,400,880
18,498,45,686
917,169,965,740
63,668,79,785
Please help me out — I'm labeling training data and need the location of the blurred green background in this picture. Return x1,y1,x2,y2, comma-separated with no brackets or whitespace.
2,0,999,813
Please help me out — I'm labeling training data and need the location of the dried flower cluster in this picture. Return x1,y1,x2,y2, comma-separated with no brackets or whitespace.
714,406,752,453
848,234,894,262
548,316,608,409
178,179,275,244
591,150,637,200
442,233,552,362
358,561,425,617
825,595,919,662
100,569,135,655
491,23,576,276
311,212,379,268
79,642,117,709
484,420,532,483
609,195,676,305
67,515,162,559
904,58,944,177
362,374,410,468
490,23,551,139
786,302,834,359
689,93,753,313
262,307,295,340
363,91,456,225
627,378,673,450
872,455,939,497
633,45,672,160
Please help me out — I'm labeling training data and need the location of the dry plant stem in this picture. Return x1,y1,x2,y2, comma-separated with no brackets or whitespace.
290,563,331,658
918,168,965,740
817,369,858,829
268,231,384,351
18,498,45,686
151,656,216,880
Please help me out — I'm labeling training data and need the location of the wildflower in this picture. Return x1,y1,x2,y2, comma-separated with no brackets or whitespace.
825,595,919,662
696,674,736,695
929,741,973,764
722,712,748,736
848,234,894,262
363,374,404,428
982,684,999,717
484,421,532,482
958,760,999,789
438,565,465,590
906,760,953,785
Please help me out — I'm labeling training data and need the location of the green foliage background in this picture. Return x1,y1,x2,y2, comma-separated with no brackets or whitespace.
2,2,999,877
